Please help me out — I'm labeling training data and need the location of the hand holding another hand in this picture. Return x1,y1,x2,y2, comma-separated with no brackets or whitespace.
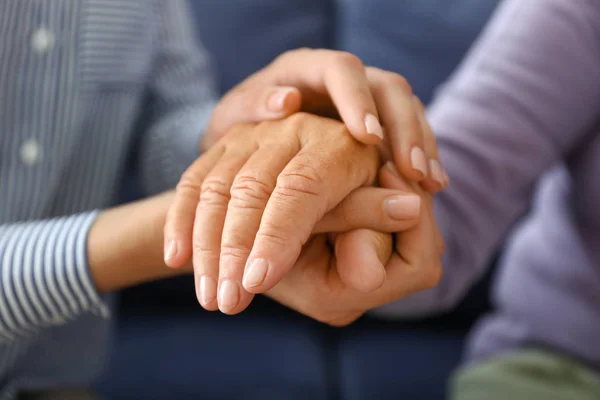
266,163,444,326
202,49,448,193
163,49,447,321
164,113,424,314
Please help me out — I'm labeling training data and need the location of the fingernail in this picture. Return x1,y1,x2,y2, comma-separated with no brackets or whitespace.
164,240,178,264
384,161,401,178
364,114,384,139
428,159,445,186
410,147,427,177
243,258,269,289
443,170,450,187
218,280,239,313
199,275,217,306
267,88,295,112
383,194,421,219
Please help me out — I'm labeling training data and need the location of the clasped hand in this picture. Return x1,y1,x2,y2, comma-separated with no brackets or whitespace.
164,49,446,325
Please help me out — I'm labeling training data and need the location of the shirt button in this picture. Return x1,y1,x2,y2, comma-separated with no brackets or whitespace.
20,139,43,166
31,28,55,54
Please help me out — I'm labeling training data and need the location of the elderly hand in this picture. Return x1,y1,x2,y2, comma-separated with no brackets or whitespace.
165,113,423,314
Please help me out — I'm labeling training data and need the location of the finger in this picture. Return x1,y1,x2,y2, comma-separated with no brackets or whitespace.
220,142,299,314
378,161,415,193
192,145,255,311
263,235,332,317
164,146,225,269
243,141,377,294
380,162,444,254
335,229,393,293
314,187,421,234
380,164,439,278
412,96,447,192
267,49,384,144
367,68,428,181
207,86,302,141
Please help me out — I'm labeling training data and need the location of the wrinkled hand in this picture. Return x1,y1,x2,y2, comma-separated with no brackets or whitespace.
266,163,445,326
203,49,449,192
164,113,423,314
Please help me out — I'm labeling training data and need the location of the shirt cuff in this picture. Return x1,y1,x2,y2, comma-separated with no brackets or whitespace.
0,212,109,343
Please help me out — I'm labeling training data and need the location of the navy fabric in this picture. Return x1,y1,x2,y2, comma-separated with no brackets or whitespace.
337,318,465,400
337,0,500,104
97,293,331,400
190,0,335,93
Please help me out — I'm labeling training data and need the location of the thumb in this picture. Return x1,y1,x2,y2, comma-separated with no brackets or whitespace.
206,85,302,142
335,229,393,293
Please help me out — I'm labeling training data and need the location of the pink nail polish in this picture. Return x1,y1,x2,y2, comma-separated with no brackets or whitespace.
218,280,239,313
267,88,294,112
443,170,451,187
410,147,427,177
383,195,421,220
164,240,178,264
364,114,384,139
199,275,217,306
428,159,445,186
243,258,269,289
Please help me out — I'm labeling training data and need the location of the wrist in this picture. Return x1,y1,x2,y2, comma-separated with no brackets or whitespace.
88,191,189,293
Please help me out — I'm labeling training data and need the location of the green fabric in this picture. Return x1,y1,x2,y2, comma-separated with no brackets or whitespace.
451,350,600,400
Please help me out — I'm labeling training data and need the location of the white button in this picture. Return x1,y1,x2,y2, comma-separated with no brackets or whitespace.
31,28,55,54
20,139,43,166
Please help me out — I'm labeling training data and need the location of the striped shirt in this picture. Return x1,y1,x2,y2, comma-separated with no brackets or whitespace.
0,0,216,397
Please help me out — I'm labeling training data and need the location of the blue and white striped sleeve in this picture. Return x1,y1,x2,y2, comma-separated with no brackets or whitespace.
0,212,108,345
138,0,218,196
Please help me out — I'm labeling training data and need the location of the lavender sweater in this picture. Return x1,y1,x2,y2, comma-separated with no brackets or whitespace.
375,0,600,372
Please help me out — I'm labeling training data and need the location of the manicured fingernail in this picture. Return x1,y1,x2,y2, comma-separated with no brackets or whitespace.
218,280,239,313
383,194,421,220
443,170,450,187
267,88,295,112
429,159,445,186
199,275,217,306
164,240,178,264
243,258,269,289
410,147,427,177
364,114,384,139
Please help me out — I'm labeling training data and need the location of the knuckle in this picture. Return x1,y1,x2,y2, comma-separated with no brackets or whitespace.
220,242,251,261
333,51,365,71
255,228,295,248
383,72,413,95
176,172,202,198
200,177,231,205
283,111,313,130
274,48,312,66
422,260,443,289
230,175,273,208
276,164,324,198
192,245,218,265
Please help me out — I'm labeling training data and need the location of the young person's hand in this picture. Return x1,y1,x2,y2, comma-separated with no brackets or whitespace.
203,49,448,192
